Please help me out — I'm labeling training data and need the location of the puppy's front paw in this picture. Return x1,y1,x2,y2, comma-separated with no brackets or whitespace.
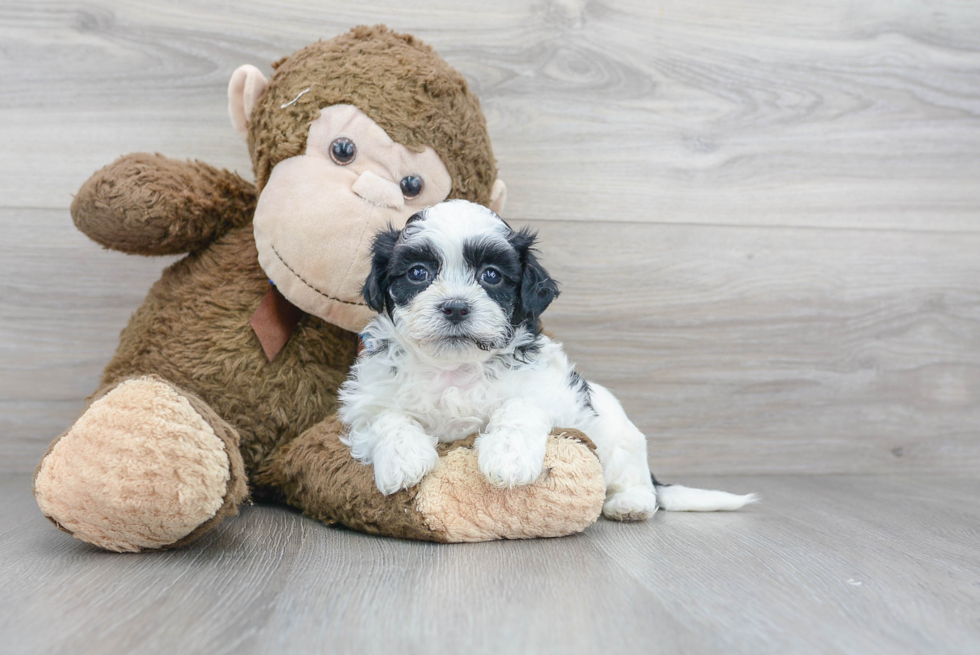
372,437,440,496
603,487,659,522
477,429,547,489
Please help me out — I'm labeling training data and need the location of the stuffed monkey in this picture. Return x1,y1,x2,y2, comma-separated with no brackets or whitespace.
33,26,605,552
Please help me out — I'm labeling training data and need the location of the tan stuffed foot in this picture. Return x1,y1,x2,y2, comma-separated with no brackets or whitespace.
257,417,605,542
417,430,606,541
33,376,247,552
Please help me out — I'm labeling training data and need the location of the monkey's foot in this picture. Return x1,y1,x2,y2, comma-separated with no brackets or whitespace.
34,376,247,552
416,430,606,541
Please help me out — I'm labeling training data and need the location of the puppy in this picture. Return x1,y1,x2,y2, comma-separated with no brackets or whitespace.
339,200,756,520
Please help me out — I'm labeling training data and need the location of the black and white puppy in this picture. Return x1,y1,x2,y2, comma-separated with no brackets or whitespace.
339,200,756,520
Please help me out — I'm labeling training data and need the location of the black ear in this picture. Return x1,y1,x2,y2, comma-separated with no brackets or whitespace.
509,227,560,329
362,226,401,314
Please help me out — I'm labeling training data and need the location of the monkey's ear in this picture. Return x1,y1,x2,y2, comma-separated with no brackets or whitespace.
490,179,507,215
509,227,559,328
228,65,269,141
362,226,401,315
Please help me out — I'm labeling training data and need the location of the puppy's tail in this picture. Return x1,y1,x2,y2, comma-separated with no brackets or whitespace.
653,475,758,512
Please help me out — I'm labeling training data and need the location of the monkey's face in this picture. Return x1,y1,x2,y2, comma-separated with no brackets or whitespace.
252,104,453,332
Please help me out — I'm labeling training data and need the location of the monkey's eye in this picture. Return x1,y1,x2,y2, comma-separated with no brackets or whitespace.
329,137,357,165
407,265,430,283
480,267,502,286
400,175,424,198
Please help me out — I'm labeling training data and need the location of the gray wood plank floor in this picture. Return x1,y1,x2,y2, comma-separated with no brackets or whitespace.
4,1,980,232
2,3,979,654
7,0,980,474
2,473,978,655
4,207,979,475
3,0,979,475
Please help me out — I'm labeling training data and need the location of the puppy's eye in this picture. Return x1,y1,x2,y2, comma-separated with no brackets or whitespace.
480,267,502,286
407,266,430,283
329,137,356,165
400,175,424,198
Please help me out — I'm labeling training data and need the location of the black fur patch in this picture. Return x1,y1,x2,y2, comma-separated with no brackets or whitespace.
462,237,522,282
362,226,401,314
463,236,522,317
485,332,544,370
405,210,427,225
362,224,443,316
568,371,597,416
506,227,560,333
387,241,441,310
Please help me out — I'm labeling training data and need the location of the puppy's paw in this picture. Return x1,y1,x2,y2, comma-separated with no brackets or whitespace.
372,436,440,496
603,486,659,522
476,429,547,489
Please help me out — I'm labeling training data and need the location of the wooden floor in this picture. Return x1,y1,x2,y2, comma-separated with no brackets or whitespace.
2,2,980,654
3,0,979,476
2,473,978,655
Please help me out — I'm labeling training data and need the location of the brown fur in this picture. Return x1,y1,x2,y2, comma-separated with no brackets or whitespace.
248,25,497,204
252,415,438,541
99,225,359,476
34,26,604,550
72,153,257,255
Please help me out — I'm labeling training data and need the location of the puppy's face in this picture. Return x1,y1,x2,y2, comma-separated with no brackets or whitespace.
363,200,559,362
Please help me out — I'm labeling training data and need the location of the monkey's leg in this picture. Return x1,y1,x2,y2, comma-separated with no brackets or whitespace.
33,376,248,552
255,417,606,542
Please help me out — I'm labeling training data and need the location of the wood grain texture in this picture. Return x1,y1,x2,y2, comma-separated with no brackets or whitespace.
3,207,977,475
2,1,979,475
531,219,980,476
2,5,978,654
2,472,978,654
1,1,979,230
0,208,178,472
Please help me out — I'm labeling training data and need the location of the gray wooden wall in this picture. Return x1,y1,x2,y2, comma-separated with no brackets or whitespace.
2,0,978,476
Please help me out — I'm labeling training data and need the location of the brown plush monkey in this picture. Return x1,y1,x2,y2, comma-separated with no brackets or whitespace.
33,26,605,552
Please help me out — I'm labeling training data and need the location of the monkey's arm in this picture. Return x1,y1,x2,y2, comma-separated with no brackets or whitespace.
71,153,257,255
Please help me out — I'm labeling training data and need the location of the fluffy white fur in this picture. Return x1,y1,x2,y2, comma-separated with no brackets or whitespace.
339,201,757,520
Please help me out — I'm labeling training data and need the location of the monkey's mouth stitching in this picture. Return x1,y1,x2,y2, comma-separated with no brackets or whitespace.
270,245,367,307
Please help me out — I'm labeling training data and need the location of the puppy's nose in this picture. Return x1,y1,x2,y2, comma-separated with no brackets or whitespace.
440,300,470,324
352,170,405,210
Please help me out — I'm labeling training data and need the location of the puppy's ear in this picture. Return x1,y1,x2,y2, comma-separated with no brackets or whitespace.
509,227,560,328
363,226,401,314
